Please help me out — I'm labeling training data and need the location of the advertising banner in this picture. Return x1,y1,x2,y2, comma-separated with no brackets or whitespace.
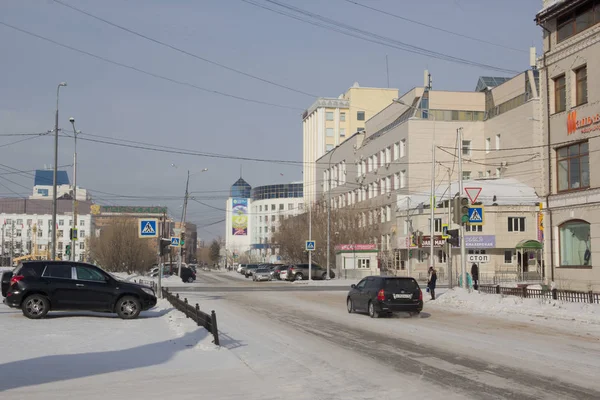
231,198,248,236
335,244,378,251
463,235,496,248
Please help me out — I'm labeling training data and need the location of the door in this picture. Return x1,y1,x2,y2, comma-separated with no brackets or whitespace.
353,278,368,310
363,277,378,305
41,264,79,309
74,265,115,311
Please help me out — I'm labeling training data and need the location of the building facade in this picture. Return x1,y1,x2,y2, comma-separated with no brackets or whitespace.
225,178,252,262
302,83,398,204
536,0,600,290
29,170,90,201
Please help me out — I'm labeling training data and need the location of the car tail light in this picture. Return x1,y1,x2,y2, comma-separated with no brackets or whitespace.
377,289,385,301
418,289,423,301
10,275,24,286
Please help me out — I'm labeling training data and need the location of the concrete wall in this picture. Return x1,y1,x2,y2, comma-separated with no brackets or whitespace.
429,91,484,111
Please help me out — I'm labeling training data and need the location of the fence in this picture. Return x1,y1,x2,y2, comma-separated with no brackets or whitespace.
478,284,600,304
161,287,220,346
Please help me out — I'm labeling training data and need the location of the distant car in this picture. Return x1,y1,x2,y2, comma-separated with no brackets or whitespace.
244,265,260,278
179,266,196,283
2,261,157,319
287,264,335,281
346,276,423,318
238,264,247,275
253,267,272,282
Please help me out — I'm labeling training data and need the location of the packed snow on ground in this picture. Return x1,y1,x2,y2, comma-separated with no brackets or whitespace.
434,288,600,325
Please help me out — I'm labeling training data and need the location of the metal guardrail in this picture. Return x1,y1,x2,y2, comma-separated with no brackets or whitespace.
479,284,600,304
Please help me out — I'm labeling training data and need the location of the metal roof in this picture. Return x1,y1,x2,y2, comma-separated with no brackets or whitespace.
475,76,512,92
34,170,70,186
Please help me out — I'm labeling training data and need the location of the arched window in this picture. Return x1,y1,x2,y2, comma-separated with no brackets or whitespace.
559,220,591,266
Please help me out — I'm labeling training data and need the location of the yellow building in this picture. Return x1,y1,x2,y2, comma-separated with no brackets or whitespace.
302,82,398,204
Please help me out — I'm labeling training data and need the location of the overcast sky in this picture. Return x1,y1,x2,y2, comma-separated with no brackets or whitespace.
0,0,543,241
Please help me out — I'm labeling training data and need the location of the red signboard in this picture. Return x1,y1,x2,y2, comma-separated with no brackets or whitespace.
567,110,600,135
335,244,378,251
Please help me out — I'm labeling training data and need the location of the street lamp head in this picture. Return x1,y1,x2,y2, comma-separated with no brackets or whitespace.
392,98,407,106
171,163,178,168
59,82,67,87
69,117,75,123
202,168,209,172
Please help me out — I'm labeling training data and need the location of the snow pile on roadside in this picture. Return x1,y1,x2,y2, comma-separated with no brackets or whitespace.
292,278,356,287
434,288,600,324
157,299,218,351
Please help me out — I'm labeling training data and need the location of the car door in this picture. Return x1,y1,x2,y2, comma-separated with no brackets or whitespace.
41,264,79,309
363,277,379,305
74,264,115,311
352,278,368,310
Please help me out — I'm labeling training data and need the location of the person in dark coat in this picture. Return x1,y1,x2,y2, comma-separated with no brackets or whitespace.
471,263,479,290
427,267,437,300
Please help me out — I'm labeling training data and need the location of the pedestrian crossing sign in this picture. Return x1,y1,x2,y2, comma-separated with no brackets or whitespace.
139,219,159,238
468,206,484,226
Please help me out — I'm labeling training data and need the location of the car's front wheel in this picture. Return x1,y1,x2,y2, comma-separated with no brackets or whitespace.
22,294,50,319
368,301,379,319
116,296,141,319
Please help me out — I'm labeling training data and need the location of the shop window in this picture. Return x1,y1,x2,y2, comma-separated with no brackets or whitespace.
560,220,591,266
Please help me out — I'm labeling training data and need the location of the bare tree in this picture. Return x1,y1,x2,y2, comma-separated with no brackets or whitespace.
209,239,221,264
89,218,156,274
272,205,375,266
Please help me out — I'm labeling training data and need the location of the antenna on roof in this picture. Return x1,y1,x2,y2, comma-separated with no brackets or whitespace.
529,47,537,70
240,164,243,179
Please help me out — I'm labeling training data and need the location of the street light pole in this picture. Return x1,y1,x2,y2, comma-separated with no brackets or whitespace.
178,170,190,277
326,147,337,281
69,117,79,261
51,82,67,260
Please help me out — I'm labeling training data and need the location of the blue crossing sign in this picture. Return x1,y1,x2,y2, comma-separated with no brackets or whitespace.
171,237,181,247
305,240,316,251
468,206,484,226
138,219,158,238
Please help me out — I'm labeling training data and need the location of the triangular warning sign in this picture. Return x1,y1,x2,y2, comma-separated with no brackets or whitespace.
142,222,156,234
465,187,482,204
470,208,482,222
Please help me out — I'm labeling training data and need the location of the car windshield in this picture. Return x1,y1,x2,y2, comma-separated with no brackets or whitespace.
384,278,419,291
256,268,269,273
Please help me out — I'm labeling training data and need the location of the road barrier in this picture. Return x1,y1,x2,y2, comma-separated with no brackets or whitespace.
478,284,600,304
161,287,220,346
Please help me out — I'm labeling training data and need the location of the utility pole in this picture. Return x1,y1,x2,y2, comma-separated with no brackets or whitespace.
407,197,412,277
69,117,78,261
51,82,67,260
178,170,190,277
308,203,312,282
447,167,453,288
430,141,436,273
457,128,467,288
10,221,14,267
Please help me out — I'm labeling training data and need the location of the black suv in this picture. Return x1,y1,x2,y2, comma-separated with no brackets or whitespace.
1,261,157,320
346,276,423,318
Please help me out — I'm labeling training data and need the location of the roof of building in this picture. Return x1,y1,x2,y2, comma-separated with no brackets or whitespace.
34,170,70,186
397,178,540,211
230,178,252,198
536,0,585,22
475,76,512,92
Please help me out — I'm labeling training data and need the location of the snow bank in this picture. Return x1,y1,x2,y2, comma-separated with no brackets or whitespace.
292,278,356,287
434,288,600,324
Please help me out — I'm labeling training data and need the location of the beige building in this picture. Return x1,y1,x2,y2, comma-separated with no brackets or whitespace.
302,83,398,204
536,0,600,290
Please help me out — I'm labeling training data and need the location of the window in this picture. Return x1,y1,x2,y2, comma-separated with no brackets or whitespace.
298,203,303,210
42,264,72,279
58,230,64,238
59,219,64,226
16,219,23,225
393,142,400,160
340,128,346,137
504,250,513,264
80,219,85,226
80,230,85,238
16,230,22,237
495,134,501,150
438,250,447,264
326,111,334,121
37,231,43,237
340,112,346,122
429,218,442,233
462,140,471,156
554,75,566,113
76,266,105,281
5,219,10,224
259,205,263,212
557,2,598,42
462,171,471,180
508,217,526,232
400,139,406,158
326,144,334,151
326,128,334,137
271,204,276,211
69,220,72,226
37,219,43,226
466,224,482,232
381,207,386,223
386,205,391,222
26,219,32,226
496,168,501,177
400,170,406,188
288,203,293,210
485,138,491,153
385,147,391,164
358,259,370,269
58,242,64,251
357,127,365,132
279,204,284,211
357,111,365,121
560,220,591,266
557,141,589,192
575,66,588,106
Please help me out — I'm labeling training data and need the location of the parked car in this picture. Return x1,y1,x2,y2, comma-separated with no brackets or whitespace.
253,267,272,282
244,264,260,278
346,276,423,318
238,264,247,275
279,268,289,281
179,266,196,283
1,261,157,319
287,264,335,281
271,265,289,280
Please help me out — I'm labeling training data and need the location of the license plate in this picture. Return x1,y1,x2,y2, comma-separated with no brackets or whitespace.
393,294,412,299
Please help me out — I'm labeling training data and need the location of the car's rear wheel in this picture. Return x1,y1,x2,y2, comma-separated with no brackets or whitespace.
22,294,49,319
187,277,194,283
116,296,141,319
347,298,354,313
295,273,304,281
368,301,379,319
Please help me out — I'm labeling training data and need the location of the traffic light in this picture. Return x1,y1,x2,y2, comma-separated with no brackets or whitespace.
452,196,470,225
180,231,185,247
446,229,459,247
65,244,71,257
159,238,171,256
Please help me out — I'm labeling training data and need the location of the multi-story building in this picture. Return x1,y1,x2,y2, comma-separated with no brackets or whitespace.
29,169,90,201
316,67,543,276
225,178,253,261
303,83,398,204
536,0,600,290
0,198,94,264
249,182,304,261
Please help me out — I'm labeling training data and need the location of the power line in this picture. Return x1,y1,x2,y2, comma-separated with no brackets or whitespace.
52,0,317,98
241,0,518,74
342,0,528,54
0,21,303,111
438,132,600,152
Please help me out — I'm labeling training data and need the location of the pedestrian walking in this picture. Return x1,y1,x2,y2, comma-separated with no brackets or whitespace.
471,263,479,290
427,267,437,300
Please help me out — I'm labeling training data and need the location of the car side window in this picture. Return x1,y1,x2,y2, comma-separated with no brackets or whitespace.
364,277,377,289
75,266,106,282
42,264,73,279
356,279,367,289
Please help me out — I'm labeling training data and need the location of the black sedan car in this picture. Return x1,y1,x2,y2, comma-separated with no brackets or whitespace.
346,276,423,318
2,261,157,319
